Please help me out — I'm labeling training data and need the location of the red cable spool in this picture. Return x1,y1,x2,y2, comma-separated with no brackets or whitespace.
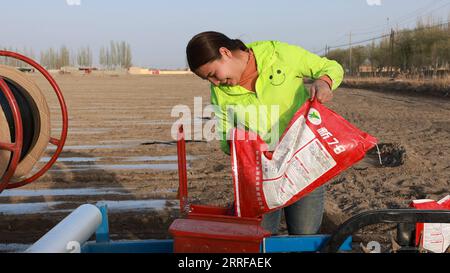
0,51,68,193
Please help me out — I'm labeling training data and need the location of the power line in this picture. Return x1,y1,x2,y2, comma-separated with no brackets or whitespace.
328,33,390,50
313,9,450,54
326,20,450,51
312,1,450,55
341,0,450,42
313,47,326,55
349,0,448,35
393,1,450,28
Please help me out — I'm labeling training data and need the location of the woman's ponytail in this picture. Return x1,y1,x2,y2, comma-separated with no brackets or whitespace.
186,31,248,72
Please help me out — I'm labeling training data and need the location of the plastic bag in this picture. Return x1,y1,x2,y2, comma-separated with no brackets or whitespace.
410,195,450,253
230,99,377,218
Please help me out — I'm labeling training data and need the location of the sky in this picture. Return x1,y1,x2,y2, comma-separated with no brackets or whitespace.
1,0,449,69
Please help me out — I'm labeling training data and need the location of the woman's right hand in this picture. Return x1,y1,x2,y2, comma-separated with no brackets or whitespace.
309,79,333,103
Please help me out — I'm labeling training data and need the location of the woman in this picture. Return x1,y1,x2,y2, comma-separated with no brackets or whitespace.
186,31,344,235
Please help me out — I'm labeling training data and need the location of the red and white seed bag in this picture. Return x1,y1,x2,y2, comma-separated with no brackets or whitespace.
410,195,450,253
230,99,377,218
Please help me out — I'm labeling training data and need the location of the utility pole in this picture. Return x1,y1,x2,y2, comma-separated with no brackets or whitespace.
389,28,395,77
386,17,390,36
349,31,352,76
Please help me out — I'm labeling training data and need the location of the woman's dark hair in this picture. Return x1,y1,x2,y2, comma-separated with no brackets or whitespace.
186,31,248,72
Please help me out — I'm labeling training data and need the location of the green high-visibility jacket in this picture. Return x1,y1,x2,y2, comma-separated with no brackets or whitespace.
210,40,344,154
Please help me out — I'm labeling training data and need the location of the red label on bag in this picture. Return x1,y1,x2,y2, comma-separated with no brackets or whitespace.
230,99,377,218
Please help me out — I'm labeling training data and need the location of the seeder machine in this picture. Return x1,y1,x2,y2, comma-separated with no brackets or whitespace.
0,51,449,253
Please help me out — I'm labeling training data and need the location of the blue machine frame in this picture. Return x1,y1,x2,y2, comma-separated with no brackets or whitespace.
81,204,353,253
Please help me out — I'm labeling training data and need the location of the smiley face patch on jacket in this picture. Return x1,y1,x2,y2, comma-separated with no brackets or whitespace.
269,66,286,86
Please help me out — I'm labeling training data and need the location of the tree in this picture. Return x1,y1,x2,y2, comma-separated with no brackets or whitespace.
77,46,92,67
99,41,133,69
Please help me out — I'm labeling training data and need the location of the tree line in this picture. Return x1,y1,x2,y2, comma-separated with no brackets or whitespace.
0,41,132,70
0,46,36,68
325,19,450,78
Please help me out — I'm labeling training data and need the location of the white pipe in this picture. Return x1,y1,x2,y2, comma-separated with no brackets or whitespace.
25,204,102,253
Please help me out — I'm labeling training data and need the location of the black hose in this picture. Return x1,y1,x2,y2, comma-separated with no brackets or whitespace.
321,209,450,253
0,78,37,164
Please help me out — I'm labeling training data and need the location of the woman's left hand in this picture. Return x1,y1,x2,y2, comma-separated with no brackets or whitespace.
309,79,333,103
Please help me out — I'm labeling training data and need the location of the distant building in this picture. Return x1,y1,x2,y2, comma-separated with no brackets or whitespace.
359,58,373,73
128,66,192,75
128,66,160,75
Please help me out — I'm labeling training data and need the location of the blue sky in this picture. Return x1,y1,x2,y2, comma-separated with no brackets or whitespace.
1,0,449,68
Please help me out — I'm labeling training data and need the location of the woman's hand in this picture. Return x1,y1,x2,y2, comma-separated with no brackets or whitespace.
309,79,333,103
